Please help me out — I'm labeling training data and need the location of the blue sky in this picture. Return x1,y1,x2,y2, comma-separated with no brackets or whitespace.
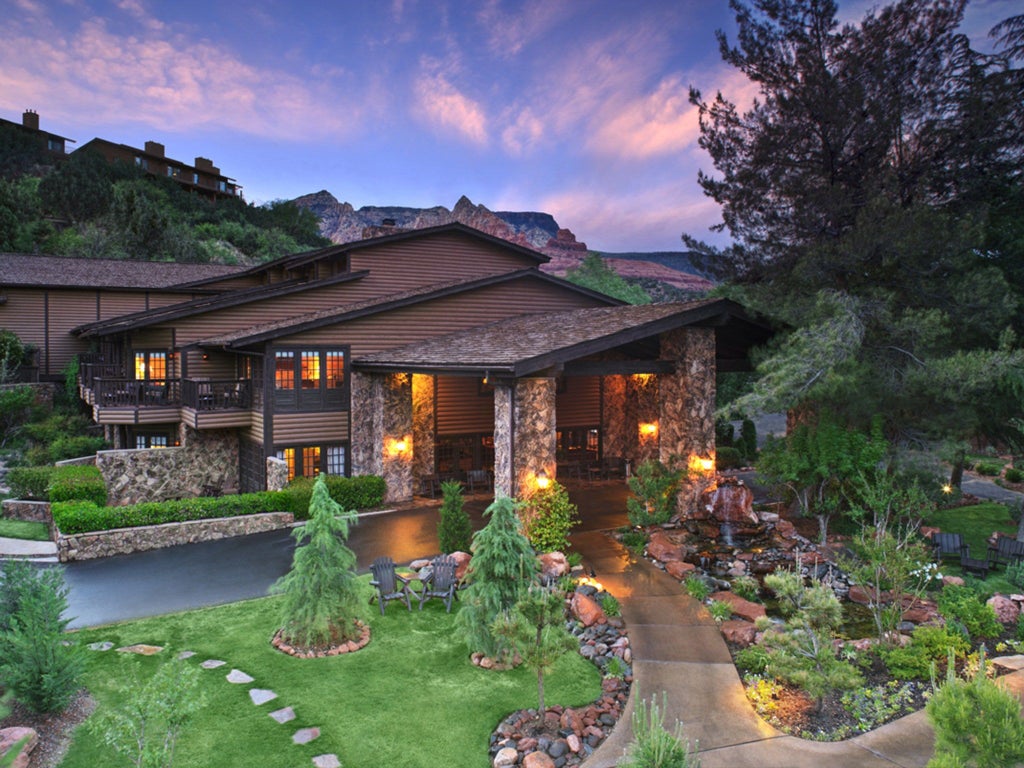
1,0,1016,252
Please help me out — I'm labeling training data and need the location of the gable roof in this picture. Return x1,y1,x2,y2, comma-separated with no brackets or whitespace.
353,299,769,377
73,270,370,337
178,222,549,288
0,253,242,291
198,270,620,348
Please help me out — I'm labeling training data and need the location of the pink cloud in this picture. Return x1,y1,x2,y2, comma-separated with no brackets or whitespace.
587,75,700,159
476,0,574,57
412,65,488,145
501,107,544,155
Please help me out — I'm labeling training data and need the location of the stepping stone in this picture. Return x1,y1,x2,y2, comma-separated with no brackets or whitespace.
226,669,254,684
249,689,278,706
117,644,163,656
177,651,196,660
292,727,320,745
269,707,296,724
201,659,227,669
312,755,341,768
88,641,114,651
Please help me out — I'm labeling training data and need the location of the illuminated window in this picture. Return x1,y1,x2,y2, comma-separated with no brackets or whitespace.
134,351,167,381
302,446,321,477
277,448,296,480
300,351,320,389
275,351,295,389
325,351,344,389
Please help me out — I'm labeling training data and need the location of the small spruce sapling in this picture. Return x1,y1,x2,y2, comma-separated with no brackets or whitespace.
437,480,472,554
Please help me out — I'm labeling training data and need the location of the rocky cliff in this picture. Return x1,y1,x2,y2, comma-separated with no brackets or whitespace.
292,190,712,293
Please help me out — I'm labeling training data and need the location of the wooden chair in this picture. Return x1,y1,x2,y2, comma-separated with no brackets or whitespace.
959,545,990,579
466,469,492,493
369,556,411,615
419,555,458,613
987,536,1024,569
932,532,964,562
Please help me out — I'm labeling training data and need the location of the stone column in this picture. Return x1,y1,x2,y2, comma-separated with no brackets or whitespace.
411,374,435,483
659,327,716,513
633,374,660,467
350,371,414,503
493,378,556,499
601,375,628,460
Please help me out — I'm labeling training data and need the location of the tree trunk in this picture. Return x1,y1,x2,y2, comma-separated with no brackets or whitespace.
1016,508,1024,543
949,449,965,489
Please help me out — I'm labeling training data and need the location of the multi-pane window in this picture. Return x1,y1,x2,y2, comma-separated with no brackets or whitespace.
272,348,347,410
134,351,167,381
134,434,169,449
274,351,295,390
276,444,346,480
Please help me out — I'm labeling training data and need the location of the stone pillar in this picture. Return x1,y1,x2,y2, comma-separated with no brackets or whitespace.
412,374,435,482
178,425,240,495
493,378,556,499
659,328,716,513
633,374,660,466
266,457,289,491
349,371,413,503
601,375,628,460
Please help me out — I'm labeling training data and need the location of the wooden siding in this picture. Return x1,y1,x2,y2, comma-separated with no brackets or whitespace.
181,408,252,430
45,291,95,377
97,291,151,319
556,376,601,426
276,278,605,354
272,411,349,445
347,231,540,293
181,350,236,379
437,376,493,435
2,289,47,365
248,409,264,444
93,406,180,425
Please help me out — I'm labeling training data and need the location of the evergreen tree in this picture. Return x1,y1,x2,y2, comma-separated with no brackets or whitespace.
437,480,472,554
272,474,364,647
564,253,651,304
456,496,537,660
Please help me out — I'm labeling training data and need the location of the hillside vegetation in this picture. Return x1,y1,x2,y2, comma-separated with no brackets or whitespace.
0,127,328,264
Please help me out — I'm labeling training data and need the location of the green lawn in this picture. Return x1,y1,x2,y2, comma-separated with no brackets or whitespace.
61,595,602,768
925,502,1020,593
0,517,50,541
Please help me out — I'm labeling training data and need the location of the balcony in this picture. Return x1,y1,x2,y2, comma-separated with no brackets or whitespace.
181,379,251,411
92,378,180,407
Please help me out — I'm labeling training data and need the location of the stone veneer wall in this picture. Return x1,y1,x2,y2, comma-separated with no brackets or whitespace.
658,327,716,510
1,499,50,523
56,511,294,562
266,457,289,491
634,374,660,465
411,374,435,483
349,371,413,502
601,375,628,461
494,378,556,498
97,427,240,506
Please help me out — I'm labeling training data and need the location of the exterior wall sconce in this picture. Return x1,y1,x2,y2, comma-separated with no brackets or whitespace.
201,352,210,361
688,454,715,474
639,422,658,437
536,469,551,490
394,438,408,453
387,437,410,457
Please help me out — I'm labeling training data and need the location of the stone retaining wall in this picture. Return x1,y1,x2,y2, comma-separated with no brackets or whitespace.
0,499,51,523
56,511,294,562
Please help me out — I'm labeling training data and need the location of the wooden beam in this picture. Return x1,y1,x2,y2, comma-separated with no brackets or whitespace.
563,360,676,376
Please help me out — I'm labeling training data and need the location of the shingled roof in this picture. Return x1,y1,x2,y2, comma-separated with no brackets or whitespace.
0,253,242,290
353,299,767,377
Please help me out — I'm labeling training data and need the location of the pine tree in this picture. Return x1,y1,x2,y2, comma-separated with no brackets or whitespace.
456,496,537,660
437,480,472,554
272,474,364,647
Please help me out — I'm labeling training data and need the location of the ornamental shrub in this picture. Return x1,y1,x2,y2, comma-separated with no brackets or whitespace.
6,466,54,500
520,481,579,552
47,465,106,505
937,585,1002,639
1005,468,1024,484
926,650,1024,768
284,475,385,519
618,692,700,768
974,460,1003,477
715,446,743,470
739,418,758,461
627,460,681,526
437,480,471,554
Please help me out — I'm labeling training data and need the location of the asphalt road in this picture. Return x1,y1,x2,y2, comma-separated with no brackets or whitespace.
63,484,631,629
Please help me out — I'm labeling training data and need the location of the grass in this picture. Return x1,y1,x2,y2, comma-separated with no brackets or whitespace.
61,593,601,768
0,517,50,541
924,502,1019,594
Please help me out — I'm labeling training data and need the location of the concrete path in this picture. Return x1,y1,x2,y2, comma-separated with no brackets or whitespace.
0,535,58,561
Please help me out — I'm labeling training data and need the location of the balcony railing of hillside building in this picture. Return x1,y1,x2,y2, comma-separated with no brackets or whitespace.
181,379,251,410
92,378,180,407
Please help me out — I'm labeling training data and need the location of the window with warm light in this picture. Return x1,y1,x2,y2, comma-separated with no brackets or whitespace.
277,444,345,479
300,351,320,389
272,348,348,411
134,351,167,381
275,352,295,390
325,351,344,389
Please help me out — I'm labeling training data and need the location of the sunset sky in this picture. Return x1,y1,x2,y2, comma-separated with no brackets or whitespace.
1,0,1016,252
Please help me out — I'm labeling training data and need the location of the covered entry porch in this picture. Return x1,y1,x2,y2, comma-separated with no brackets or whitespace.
348,300,769,505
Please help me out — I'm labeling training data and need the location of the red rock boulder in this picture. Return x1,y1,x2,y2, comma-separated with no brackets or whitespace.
720,619,758,647
709,591,767,622
647,530,686,562
570,591,606,627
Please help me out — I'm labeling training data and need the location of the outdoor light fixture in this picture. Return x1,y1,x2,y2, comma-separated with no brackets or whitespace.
639,421,658,437
395,438,408,453
942,484,953,494
688,455,715,473
536,469,551,490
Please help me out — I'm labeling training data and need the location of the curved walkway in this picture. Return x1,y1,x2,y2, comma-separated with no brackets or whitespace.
570,528,1024,768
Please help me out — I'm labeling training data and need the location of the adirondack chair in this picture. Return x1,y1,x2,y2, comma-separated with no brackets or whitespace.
931,532,964,562
419,555,458,613
987,536,1024,569
466,469,492,493
959,545,990,579
369,556,411,615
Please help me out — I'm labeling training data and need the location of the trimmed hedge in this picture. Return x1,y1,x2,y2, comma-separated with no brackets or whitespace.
716,446,743,470
52,491,293,534
284,475,387,519
6,466,54,500
48,465,107,506
51,474,388,533
6,464,106,505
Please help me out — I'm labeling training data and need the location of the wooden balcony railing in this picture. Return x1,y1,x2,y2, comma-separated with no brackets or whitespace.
181,379,251,411
92,378,180,407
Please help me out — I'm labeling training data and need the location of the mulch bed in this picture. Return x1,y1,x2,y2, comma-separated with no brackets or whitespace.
0,690,95,768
